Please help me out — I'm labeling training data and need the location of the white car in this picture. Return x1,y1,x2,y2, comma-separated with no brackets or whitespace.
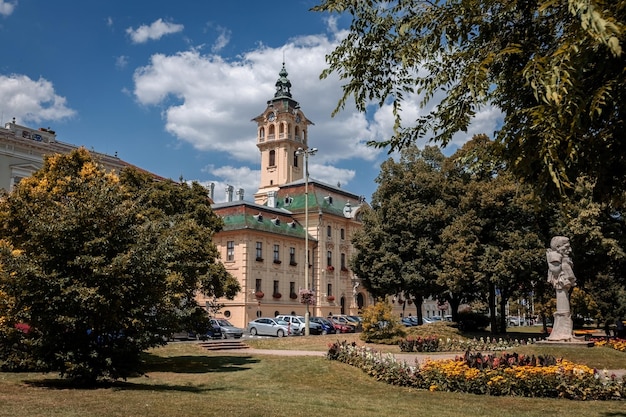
275,315,323,335
247,318,292,337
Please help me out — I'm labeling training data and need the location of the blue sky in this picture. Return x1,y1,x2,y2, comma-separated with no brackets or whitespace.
0,0,501,203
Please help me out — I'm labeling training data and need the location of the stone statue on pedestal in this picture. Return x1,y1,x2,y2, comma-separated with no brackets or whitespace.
546,236,577,341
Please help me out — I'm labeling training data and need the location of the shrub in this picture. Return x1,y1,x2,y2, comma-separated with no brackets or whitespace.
360,299,406,342
456,311,490,331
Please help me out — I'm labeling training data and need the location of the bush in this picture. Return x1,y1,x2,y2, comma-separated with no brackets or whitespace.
456,311,490,331
360,299,406,342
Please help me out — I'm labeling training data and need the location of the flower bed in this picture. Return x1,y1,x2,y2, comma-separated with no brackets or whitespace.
399,336,538,353
327,341,626,400
593,338,626,352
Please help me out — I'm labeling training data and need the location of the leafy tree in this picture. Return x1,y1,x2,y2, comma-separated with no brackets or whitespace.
351,145,451,324
0,149,239,382
444,137,546,333
314,0,626,205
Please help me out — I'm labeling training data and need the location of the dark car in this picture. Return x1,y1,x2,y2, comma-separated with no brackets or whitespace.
311,316,336,335
198,323,223,340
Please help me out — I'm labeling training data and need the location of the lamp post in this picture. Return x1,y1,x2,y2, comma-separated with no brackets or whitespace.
296,146,317,336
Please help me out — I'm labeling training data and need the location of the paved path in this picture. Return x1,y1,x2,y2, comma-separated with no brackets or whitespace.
222,348,626,379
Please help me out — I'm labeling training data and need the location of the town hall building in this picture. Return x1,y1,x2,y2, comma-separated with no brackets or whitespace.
196,65,372,328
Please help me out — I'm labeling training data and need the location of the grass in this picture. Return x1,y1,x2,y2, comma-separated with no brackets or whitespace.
0,330,624,417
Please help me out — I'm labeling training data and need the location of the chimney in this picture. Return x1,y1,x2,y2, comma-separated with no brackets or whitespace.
236,188,244,201
267,191,277,208
225,185,234,202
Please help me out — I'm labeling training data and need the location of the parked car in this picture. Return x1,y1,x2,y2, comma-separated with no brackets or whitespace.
401,317,414,327
170,331,198,341
247,318,292,337
329,317,355,333
210,318,244,339
275,315,323,335
199,323,223,340
334,315,361,331
311,317,337,335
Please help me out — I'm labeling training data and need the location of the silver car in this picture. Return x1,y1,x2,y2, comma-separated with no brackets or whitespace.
211,318,244,339
247,317,292,337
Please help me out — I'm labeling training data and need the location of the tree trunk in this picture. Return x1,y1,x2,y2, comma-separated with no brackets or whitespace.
499,289,508,335
489,283,498,334
414,294,424,324
449,294,461,322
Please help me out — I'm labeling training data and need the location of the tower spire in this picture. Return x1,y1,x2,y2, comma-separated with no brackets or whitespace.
274,62,292,98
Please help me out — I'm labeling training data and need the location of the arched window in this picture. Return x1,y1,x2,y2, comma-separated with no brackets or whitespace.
269,150,276,166
294,151,299,168
259,127,265,138
295,126,300,141
268,124,275,139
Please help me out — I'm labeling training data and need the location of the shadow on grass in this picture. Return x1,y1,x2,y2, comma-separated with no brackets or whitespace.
601,413,626,417
23,378,219,393
141,353,260,374
22,355,261,392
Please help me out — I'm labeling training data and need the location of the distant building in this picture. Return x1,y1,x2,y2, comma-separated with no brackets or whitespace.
197,65,373,327
0,119,146,192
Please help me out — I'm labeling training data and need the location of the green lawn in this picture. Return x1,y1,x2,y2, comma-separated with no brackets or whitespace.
0,339,624,417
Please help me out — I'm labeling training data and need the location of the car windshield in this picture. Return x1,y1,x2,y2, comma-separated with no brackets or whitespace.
275,319,288,325
217,319,233,326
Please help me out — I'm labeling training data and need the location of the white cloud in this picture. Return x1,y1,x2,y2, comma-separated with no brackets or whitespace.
131,24,502,199
126,18,184,44
115,55,129,70
211,26,231,53
0,1,16,17
0,74,76,124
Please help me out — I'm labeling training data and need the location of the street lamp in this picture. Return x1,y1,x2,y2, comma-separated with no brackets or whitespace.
296,146,317,336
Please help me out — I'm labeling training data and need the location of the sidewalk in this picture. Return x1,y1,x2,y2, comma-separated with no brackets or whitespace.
229,348,626,379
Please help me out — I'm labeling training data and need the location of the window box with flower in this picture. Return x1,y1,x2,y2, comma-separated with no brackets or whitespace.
326,265,335,272
326,295,335,302
289,292,298,300
272,292,282,299
255,291,265,299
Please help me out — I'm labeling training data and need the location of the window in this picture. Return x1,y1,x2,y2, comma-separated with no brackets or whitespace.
327,283,333,296
256,241,263,261
294,151,299,168
289,247,296,265
327,251,333,267
273,280,279,295
260,127,265,138
327,225,332,238
273,244,280,263
227,241,234,261
269,150,276,166
255,279,262,292
341,253,346,269
290,282,296,297
340,228,345,240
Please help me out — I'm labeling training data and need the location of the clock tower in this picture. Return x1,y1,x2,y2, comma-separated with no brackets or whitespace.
253,63,313,205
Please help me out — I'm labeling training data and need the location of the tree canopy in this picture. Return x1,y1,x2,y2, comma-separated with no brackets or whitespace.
314,0,626,205
0,149,239,382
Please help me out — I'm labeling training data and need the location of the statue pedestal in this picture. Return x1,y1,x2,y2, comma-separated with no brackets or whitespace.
536,340,595,348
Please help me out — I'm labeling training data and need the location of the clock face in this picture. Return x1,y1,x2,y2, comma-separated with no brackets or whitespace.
268,112,276,122
295,115,301,123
